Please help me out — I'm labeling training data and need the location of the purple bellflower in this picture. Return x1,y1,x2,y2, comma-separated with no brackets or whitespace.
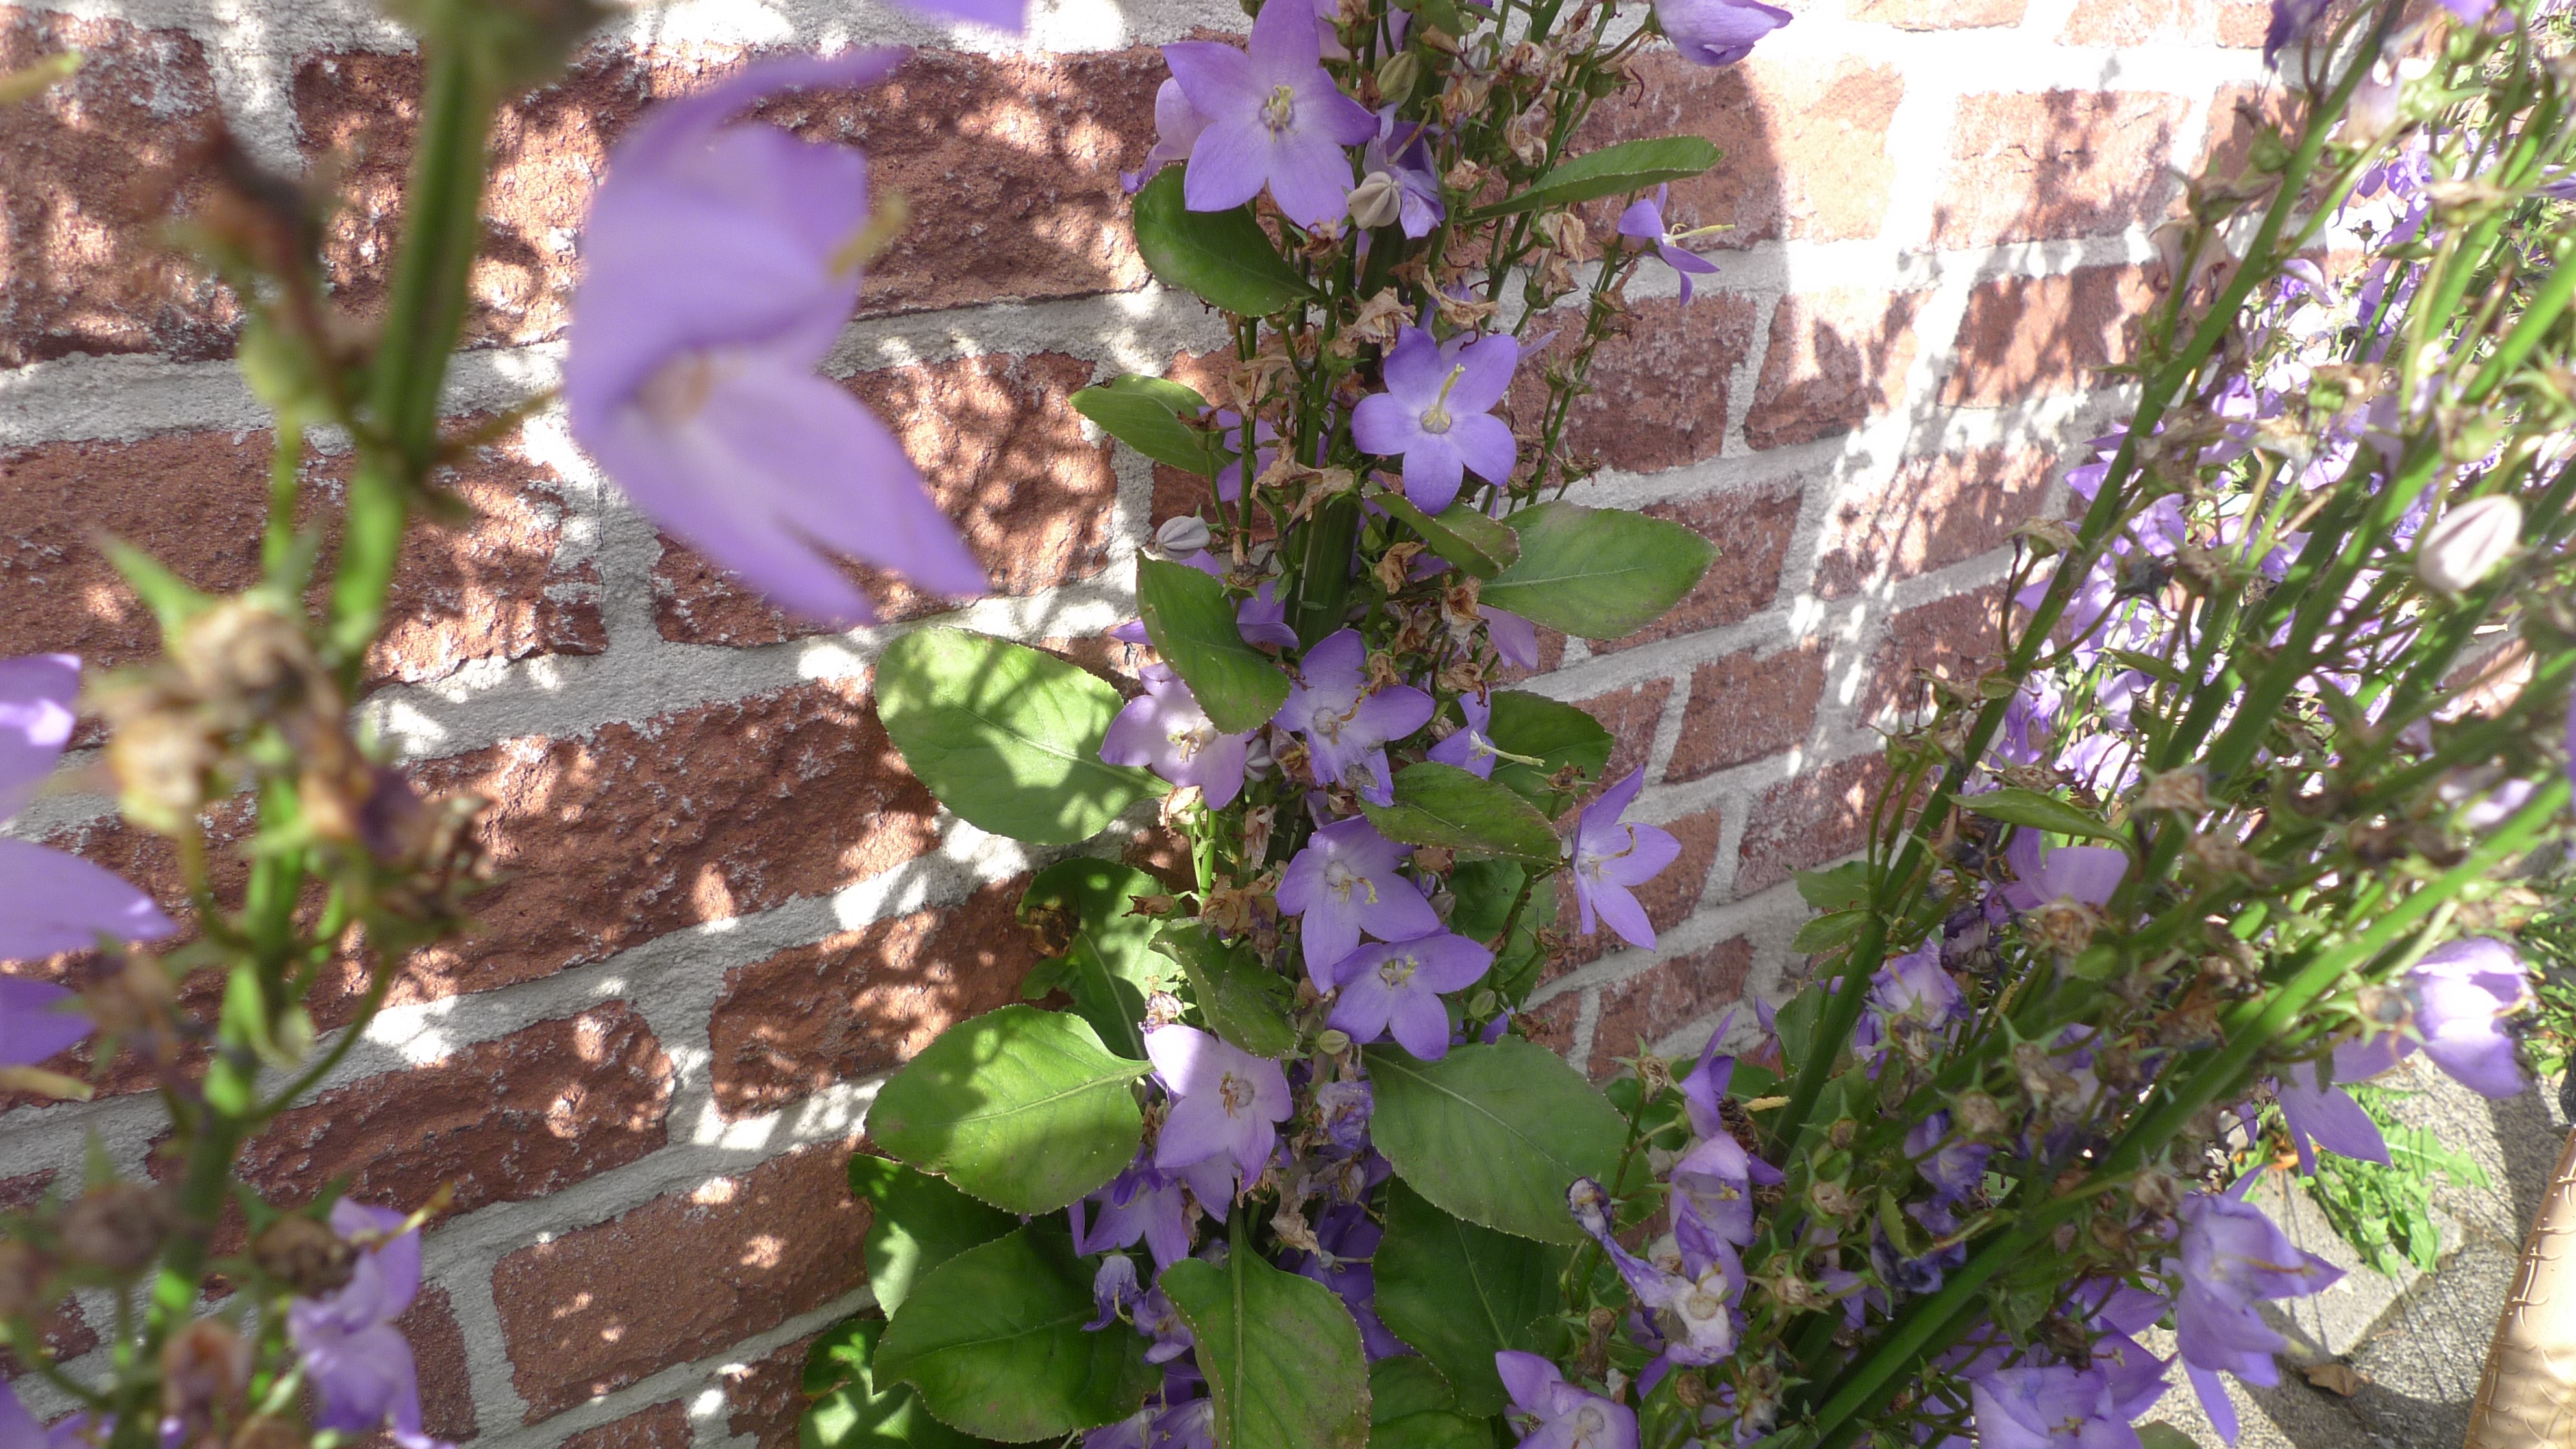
1853,941,1964,1058
1124,79,1213,192
1668,1129,1781,1249
564,51,987,625
0,654,175,969
2273,1061,2388,1174
1903,1111,1992,1204
1496,1350,1639,1449
2336,937,2534,1099
1072,1157,1199,1269
1569,1178,1744,1368
2264,0,2331,65
1969,1366,2142,1449
1487,608,1541,670
289,1202,449,1449
2001,830,2128,913
1315,1078,1373,1152
1147,1024,1291,1206
1134,1285,1196,1365
1326,928,1492,1059
2174,1183,2343,1444
1359,112,1444,238
1237,581,1300,650
1289,1202,1408,1359
1087,1253,1141,1331
1652,0,1790,66
1565,768,1682,950
1616,187,1721,303
1428,693,1503,778
1272,629,1433,805
1102,663,1253,808
1350,326,1519,514
1278,815,1441,987
1161,0,1378,228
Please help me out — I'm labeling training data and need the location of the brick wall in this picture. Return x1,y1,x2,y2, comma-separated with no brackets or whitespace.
0,0,2270,1444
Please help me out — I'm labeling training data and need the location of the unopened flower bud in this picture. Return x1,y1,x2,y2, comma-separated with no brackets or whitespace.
60,1183,177,1274
1315,1028,1352,1055
251,1214,356,1296
1374,49,1420,107
2415,495,2522,595
1154,514,1213,560
1346,170,1403,230
175,600,321,724
104,705,219,834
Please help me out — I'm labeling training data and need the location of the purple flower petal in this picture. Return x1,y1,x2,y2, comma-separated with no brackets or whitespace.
0,837,177,963
0,654,78,820
0,977,91,1069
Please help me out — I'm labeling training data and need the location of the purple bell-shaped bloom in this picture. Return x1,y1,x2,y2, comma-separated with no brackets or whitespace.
2272,1061,2389,1174
1651,0,1790,66
1278,815,1441,987
1326,928,1492,1060
1970,1365,2143,1449
1350,327,1520,515
1146,1025,1291,1206
2173,1182,2343,1444
1102,663,1254,808
1071,1157,1200,1270
2335,937,2534,1100
0,654,174,974
1496,1350,1639,1449
288,1202,450,1449
2001,830,2128,912
1428,693,1503,778
1161,0,1379,227
1272,630,1433,806
1615,186,1721,303
1565,768,1682,950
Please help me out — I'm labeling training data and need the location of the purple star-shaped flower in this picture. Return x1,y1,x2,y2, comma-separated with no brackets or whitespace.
1271,629,1433,806
1616,186,1721,303
1071,1157,1200,1270
290,1202,449,1449
1326,928,1491,1059
2001,830,2127,911
1903,1111,1991,1204
0,654,174,974
1278,815,1440,988
2336,937,2533,1100
564,51,987,625
1652,0,1790,66
1148,1024,1291,1206
1360,110,1444,239
1970,1365,2142,1449
2174,1183,2342,1444
1161,0,1378,228
1566,768,1682,950
1496,1350,1639,1449
1351,327,1519,514
1427,693,1502,778
1102,663,1253,808
2273,1061,2388,1175
1853,941,1964,1057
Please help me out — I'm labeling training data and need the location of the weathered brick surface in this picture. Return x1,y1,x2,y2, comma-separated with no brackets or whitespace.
402,1286,480,1444
1521,293,1758,473
1865,586,2006,721
1520,991,1581,1057
1735,753,1890,897
238,1003,673,1217
1663,645,1827,784
2061,0,2225,44
1588,936,1753,1078
1933,92,2190,247
1592,486,1802,654
557,1403,691,1449
1850,0,2027,28
1814,449,2052,598
0,8,236,366
722,1334,815,1449
492,1140,867,1419
1575,678,1674,785
651,352,1117,644
708,877,1040,1118
1745,290,1925,451
1940,266,2153,406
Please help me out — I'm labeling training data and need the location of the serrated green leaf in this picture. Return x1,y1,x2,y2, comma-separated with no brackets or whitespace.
875,1227,1156,1441
1484,691,1614,805
867,1005,1146,1215
1021,860,1174,1059
1136,557,1291,734
1367,1357,1458,1422
1153,921,1298,1058
1469,136,1722,219
1375,492,1520,578
1954,787,2128,845
799,1318,984,1449
876,627,1165,845
1367,1038,1626,1244
1373,1178,1568,1415
1360,763,1563,866
1132,167,1313,316
1446,860,1526,943
1072,381,1229,476
1480,502,1716,641
1793,862,1872,912
848,1156,1017,1317
1791,910,1868,954
1161,1249,1370,1449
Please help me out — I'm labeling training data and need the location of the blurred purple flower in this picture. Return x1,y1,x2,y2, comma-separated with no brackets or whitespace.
0,654,174,969
1271,629,1433,806
1288,1202,1407,1359
2337,937,2533,1099
1566,768,1681,950
1102,663,1253,808
1278,815,1440,987
2001,831,2127,912
1147,1024,1290,1206
1652,0,1789,66
1124,78,1213,192
1616,186,1720,303
2174,1184,2342,1444
1970,1366,2141,1449
1135,1285,1196,1365
1668,1128,1780,1248
565,51,986,625
2273,1061,2388,1174
1496,1350,1639,1449
1854,941,1964,1056
1904,1111,1991,1204
2264,0,2331,65
1072,1157,1199,1269
1428,693,1502,778
1315,1078,1373,1152
1161,0,1377,227
290,1202,448,1449
1327,928,1492,1059
1568,1178,1742,1367
1352,326,1519,514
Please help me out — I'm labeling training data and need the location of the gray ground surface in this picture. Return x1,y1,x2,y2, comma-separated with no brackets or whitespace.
2131,1056,2573,1449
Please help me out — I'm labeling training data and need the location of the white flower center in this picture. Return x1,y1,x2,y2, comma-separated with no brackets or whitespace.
1262,84,1296,132
1310,704,1347,743
1377,953,1419,989
1419,363,1468,434
1324,860,1378,906
1219,1070,1256,1115
1165,719,1215,761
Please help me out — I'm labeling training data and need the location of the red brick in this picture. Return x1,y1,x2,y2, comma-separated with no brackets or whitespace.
1579,55,1903,247
238,1003,673,1217
2215,0,2273,47
404,1285,480,1444
1814,449,2053,599
2198,84,2292,183
1934,92,2190,247
1850,0,2026,27
2060,0,2230,43
1663,645,1826,784
492,1141,867,1420
0,432,605,682
0,1174,97,1373
1744,291,1924,451
1587,937,1753,1079
1735,753,1889,897
1864,587,2005,722
1575,678,1674,784
297,47,1161,347
1518,294,1757,474
1520,991,1581,1058
1,8,236,365
650,352,1117,644
708,878,1041,1119
558,1404,689,1449
1592,486,1801,654
557,1403,689,1449
317,683,939,1013
722,1334,813,1449
1939,266,2154,407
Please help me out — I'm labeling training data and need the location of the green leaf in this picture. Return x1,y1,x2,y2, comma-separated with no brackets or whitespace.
1153,921,1298,1058
1021,860,1175,1059
1479,502,1716,641
1469,136,1722,219
1375,492,1520,578
1487,874,1557,1004
98,536,213,639
1792,863,1871,912
1953,787,2128,845
1367,1037,1626,1244
1446,860,1525,943
1072,379,1228,476
1790,909,1867,954
1367,1357,1458,1422
1373,1178,1569,1415
800,1318,983,1449
1160,1250,1370,1449
848,1156,1017,1317
1131,167,1312,316
867,1005,1146,1215
875,1227,1156,1441
1136,558,1291,734
1772,984,1829,1072
1484,691,1614,804
1360,763,1563,867
1372,1413,1491,1449
875,626,1164,845
2135,1426,2198,1449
